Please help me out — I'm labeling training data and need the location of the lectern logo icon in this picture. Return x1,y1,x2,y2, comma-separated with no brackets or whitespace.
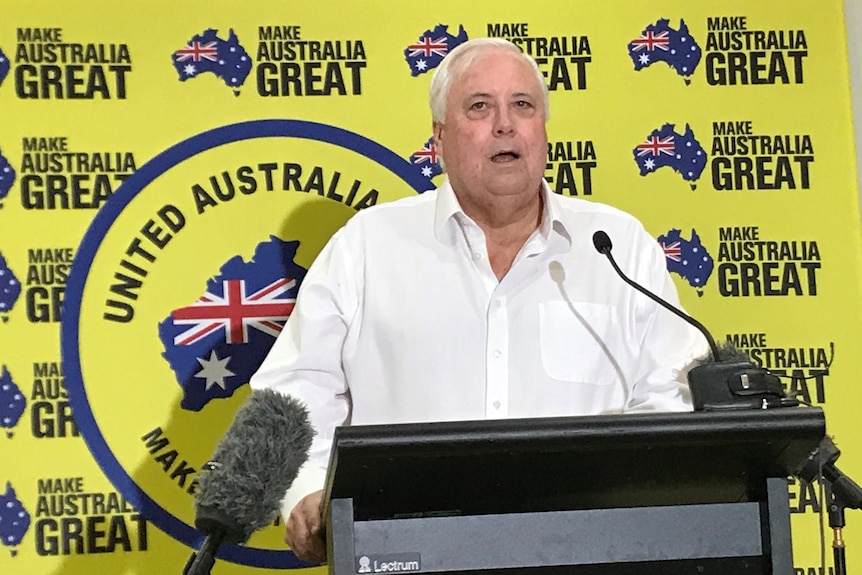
356,553,422,573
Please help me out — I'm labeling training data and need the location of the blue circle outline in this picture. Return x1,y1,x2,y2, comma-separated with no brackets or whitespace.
61,120,431,568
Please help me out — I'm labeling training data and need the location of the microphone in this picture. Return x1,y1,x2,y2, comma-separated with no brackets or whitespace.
592,231,719,359
592,230,794,411
183,388,314,575
795,436,862,510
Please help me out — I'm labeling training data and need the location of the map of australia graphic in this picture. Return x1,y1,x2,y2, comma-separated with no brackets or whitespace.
171,29,252,94
633,123,707,189
657,228,714,296
158,237,307,411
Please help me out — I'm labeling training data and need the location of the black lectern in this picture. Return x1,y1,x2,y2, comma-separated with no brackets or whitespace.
323,408,825,575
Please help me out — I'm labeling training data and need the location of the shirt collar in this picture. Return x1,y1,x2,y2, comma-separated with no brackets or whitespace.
433,177,463,240
434,177,572,247
540,180,573,246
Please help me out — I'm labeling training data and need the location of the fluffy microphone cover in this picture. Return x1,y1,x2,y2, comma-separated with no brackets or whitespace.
711,341,754,363
194,388,314,544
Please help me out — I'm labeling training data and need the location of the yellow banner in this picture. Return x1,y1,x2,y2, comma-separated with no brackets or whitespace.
1,1,860,573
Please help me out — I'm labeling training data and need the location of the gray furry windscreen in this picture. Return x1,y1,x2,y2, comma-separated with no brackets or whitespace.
194,389,314,542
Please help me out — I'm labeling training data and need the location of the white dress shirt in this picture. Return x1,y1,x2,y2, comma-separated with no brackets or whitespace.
250,178,709,515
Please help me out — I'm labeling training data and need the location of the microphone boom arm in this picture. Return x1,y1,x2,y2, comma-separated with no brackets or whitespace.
598,249,720,360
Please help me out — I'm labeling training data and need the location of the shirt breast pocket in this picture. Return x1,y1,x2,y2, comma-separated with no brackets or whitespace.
538,301,623,386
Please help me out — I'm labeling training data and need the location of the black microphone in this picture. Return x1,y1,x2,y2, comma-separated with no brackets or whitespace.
592,231,719,359
592,230,794,411
796,436,862,510
183,388,314,575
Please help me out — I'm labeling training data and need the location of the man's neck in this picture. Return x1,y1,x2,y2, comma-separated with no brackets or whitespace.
457,185,544,280
460,186,543,243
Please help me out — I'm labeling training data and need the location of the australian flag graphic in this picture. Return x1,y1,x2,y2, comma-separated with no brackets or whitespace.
0,148,16,204
0,251,21,320
171,28,252,94
657,228,714,296
1,366,26,438
404,24,468,76
410,136,443,181
158,237,307,412
627,19,701,84
0,47,9,88
633,123,707,189
0,482,31,555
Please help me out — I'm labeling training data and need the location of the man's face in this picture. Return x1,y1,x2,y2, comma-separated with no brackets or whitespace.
434,48,548,202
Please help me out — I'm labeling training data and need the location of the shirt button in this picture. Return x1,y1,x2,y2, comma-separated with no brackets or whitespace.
493,349,502,358
493,401,501,409
473,252,482,261
494,299,502,308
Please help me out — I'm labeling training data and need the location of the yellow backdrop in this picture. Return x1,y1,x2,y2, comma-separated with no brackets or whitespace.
1,1,861,574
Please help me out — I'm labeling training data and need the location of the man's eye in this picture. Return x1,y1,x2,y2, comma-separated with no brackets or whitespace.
471,102,486,110
515,100,531,108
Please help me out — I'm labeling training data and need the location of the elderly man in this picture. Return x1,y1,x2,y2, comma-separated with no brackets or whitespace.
249,37,708,563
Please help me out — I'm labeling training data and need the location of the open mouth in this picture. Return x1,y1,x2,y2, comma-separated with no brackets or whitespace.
491,151,521,163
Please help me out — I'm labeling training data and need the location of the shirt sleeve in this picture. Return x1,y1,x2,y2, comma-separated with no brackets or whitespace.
249,226,361,517
624,229,710,413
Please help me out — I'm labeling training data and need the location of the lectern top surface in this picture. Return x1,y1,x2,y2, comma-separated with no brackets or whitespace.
324,407,825,519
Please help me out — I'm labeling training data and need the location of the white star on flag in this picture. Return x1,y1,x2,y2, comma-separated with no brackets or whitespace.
195,350,235,390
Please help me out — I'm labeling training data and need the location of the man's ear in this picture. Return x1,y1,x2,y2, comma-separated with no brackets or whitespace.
432,122,444,153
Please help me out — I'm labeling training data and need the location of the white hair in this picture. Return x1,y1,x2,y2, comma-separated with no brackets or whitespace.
429,38,550,124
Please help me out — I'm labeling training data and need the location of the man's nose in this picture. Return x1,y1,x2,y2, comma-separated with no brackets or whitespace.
493,108,515,135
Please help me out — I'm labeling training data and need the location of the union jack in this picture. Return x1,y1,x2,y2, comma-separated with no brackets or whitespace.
174,41,219,62
630,31,670,52
407,37,448,58
662,241,682,262
412,141,439,164
171,278,296,346
636,135,676,157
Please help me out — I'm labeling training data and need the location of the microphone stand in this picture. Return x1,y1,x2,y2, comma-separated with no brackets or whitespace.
823,465,862,575
826,484,847,575
182,531,225,575
796,437,862,575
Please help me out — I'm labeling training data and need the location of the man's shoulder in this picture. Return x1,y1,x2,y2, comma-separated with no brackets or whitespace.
340,189,437,235
551,192,646,229
365,189,437,214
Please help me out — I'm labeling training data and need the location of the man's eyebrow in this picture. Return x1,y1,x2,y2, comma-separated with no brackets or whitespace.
464,91,535,100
